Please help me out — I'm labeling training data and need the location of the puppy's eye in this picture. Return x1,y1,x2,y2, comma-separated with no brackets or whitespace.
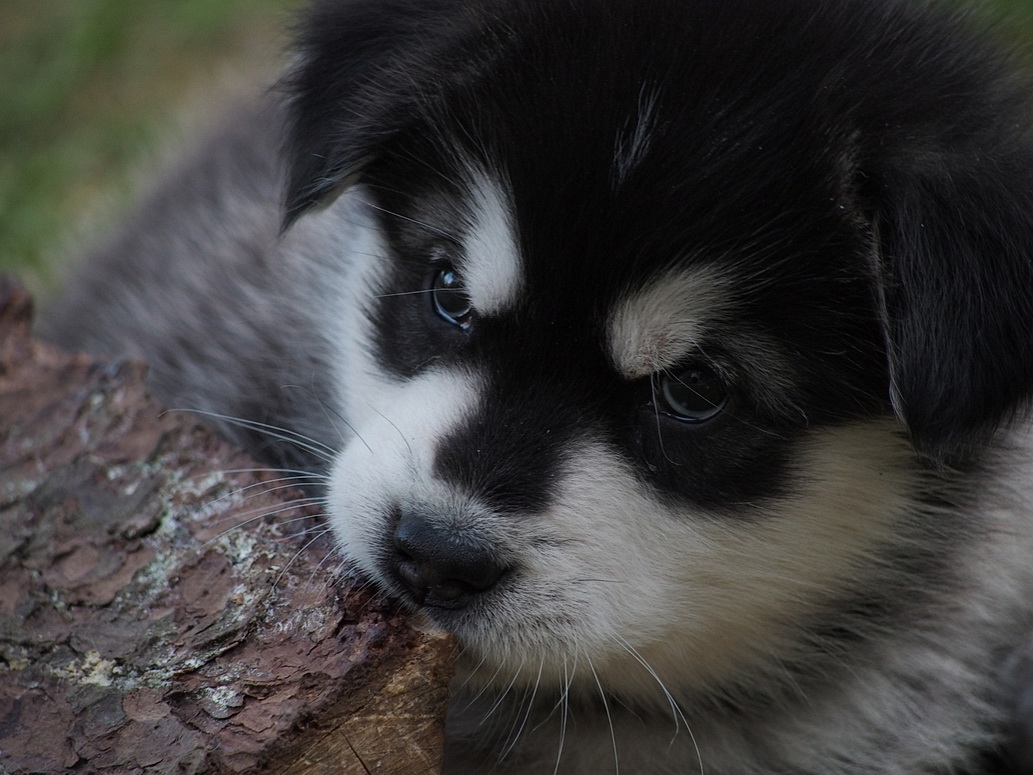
431,266,472,328
658,366,728,423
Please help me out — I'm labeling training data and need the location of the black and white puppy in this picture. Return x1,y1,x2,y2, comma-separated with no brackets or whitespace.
43,0,1033,771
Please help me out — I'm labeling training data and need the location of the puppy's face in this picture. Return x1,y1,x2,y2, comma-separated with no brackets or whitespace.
288,0,1033,702
322,139,909,699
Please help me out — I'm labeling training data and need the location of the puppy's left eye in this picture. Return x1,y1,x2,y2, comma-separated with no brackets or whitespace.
431,266,473,328
658,366,728,423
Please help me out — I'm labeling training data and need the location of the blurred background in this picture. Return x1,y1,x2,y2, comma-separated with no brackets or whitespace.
0,0,296,293
2,0,1033,295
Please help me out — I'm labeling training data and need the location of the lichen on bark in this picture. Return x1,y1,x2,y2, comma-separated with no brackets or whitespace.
0,278,456,774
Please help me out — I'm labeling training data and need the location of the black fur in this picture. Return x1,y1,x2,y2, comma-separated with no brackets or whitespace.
285,0,1033,463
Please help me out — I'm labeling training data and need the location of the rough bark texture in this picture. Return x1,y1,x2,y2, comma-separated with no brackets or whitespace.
0,278,457,774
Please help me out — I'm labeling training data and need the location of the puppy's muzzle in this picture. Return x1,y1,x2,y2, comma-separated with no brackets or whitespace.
387,508,509,609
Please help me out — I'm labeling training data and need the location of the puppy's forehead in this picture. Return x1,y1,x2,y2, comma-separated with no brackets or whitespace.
457,171,523,316
608,265,735,379
455,165,739,380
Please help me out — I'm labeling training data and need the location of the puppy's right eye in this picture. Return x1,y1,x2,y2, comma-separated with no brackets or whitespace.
431,266,473,328
658,365,728,423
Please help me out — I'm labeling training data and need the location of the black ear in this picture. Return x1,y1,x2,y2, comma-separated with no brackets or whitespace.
281,0,478,226
872,134,1033,460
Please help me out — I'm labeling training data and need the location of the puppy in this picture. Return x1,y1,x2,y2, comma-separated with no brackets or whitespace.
42,0,1033,771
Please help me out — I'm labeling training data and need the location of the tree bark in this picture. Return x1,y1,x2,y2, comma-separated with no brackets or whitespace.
0,278,456,774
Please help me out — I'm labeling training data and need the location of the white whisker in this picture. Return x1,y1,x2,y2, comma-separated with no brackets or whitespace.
368,404,414,459
280,383,371,451
374,289,436,299
483,662,526,725
613,634,704,773
648,373,677,467
273,522,335,589
166,408,337,463
552,652,576,775
587,657,620,775
498,659,545,762
189,470,325,515
204,499,321,542
454,651,491,695
456,656,508,714
361,199,457,240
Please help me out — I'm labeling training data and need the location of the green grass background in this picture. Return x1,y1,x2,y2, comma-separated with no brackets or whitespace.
2,0,1032,292
0,0,297,290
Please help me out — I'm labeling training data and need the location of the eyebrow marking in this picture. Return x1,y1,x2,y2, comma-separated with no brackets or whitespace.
458,171,523,316
607,265,735,379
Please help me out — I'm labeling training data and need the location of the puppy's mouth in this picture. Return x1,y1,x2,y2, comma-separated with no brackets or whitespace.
380,506,513,612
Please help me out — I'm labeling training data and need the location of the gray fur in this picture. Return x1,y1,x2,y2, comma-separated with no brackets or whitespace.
41,100,348,471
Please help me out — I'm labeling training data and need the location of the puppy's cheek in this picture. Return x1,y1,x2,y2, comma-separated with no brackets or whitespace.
464,424,920,695
325,368,486,583
443,443,678,683
326,439,393,584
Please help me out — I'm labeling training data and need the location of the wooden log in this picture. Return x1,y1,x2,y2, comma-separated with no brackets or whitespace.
0,278,457,774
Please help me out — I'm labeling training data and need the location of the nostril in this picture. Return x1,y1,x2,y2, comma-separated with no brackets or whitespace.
389,510,507,607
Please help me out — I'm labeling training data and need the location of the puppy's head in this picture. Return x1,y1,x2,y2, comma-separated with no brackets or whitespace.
283,0,1033,699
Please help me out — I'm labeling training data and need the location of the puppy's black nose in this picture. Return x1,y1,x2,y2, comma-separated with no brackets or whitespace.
389,510,507,608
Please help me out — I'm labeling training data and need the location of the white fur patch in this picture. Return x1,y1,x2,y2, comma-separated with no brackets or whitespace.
326,366,486,580
305,187,395,428
280,186,389,430
458,172,523,316
608,264,735,379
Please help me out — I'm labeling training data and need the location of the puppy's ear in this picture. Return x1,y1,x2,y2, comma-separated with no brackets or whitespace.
281,0,476,227
872,137,1033,460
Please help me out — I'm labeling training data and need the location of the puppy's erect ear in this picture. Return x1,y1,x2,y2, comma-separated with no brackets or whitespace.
281,0,484,226
871,128,1033,460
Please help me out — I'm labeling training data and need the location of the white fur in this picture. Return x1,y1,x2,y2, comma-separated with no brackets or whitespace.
326,366,488,578
458,172,523,316
304,186,399,427
608,264,735,378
